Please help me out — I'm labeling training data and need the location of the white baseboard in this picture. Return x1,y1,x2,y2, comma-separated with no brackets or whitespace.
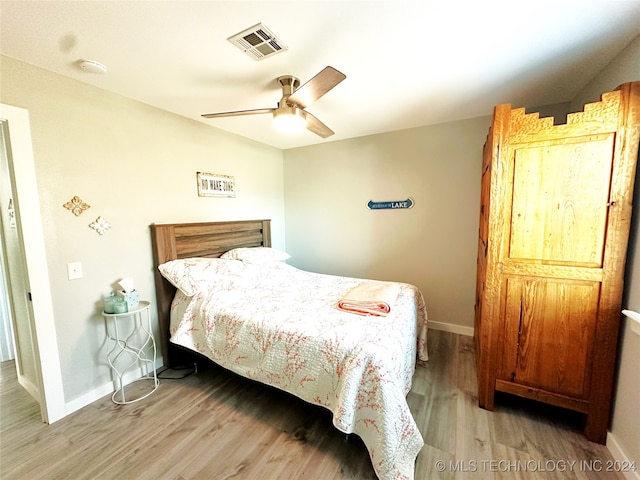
428,320,474,337
64,357,164,416
607,431,640,480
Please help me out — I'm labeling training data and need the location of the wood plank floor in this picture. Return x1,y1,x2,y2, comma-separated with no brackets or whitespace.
0,330,625,479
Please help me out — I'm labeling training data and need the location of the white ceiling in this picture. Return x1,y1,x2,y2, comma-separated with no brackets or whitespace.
1,1,639,150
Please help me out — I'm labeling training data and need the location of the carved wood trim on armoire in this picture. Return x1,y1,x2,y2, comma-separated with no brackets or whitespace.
474,81,640,444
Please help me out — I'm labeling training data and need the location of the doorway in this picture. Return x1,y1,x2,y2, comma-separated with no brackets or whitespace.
1,120,41,400
0,103,65,423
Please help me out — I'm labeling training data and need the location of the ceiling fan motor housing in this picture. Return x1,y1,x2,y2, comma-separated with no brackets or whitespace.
277,75,300,98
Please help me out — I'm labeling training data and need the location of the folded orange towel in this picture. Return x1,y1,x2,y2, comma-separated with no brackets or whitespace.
337,281,400,316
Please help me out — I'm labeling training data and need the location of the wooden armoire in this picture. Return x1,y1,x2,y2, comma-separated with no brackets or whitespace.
474,81,640,444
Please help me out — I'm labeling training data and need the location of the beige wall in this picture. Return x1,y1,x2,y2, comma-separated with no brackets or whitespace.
1,56,286,403
284,117,490,331
572,36,640,467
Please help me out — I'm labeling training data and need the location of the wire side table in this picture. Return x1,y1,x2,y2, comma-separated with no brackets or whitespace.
102,301,159,404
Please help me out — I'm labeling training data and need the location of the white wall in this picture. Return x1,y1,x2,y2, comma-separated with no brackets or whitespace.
0,55,286,404
284,117,490,332
572,35,640,471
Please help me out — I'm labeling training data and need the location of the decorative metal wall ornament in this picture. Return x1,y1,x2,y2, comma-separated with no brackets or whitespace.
367,198,414,210
63,195,91,216
89,216,112,235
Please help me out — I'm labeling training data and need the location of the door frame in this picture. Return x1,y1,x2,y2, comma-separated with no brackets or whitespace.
1,103,65,423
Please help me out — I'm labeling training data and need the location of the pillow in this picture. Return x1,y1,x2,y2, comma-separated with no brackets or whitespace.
220,247,290,264
158,257,245,296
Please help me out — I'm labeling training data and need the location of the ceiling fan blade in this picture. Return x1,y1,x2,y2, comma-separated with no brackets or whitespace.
287,66,346,109
202,108,275,119
303,111,335,138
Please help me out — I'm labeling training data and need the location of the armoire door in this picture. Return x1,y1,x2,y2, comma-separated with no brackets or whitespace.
498,277,600,397
498,133,615,397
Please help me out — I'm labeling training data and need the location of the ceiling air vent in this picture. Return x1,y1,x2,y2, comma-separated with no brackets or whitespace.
228,23,288,61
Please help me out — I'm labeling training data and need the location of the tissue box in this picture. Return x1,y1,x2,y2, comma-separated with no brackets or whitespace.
116,289,139,310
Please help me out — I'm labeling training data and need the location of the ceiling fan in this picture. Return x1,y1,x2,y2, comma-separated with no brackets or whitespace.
202,66,346,138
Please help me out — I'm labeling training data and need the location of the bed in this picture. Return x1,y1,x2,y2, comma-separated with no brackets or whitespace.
150,219,428,480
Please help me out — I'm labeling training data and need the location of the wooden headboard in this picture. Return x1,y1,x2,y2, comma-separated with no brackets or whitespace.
149,219,271,365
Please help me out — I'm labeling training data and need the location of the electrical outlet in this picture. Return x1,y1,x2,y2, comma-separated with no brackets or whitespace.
67,262,83,280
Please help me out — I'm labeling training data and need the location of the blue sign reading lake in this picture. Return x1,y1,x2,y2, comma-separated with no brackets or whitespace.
367,198,414,210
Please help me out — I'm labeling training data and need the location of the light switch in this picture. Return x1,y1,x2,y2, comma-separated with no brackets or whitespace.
67,262,83,280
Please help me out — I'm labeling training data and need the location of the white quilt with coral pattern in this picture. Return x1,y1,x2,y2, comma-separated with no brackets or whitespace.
168,261,428,480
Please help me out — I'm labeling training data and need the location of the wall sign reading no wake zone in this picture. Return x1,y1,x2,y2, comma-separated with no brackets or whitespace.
367,198,414,210
197,172,235,197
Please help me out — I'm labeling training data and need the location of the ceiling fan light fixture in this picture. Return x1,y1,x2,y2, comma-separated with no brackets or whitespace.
273,106,306,133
